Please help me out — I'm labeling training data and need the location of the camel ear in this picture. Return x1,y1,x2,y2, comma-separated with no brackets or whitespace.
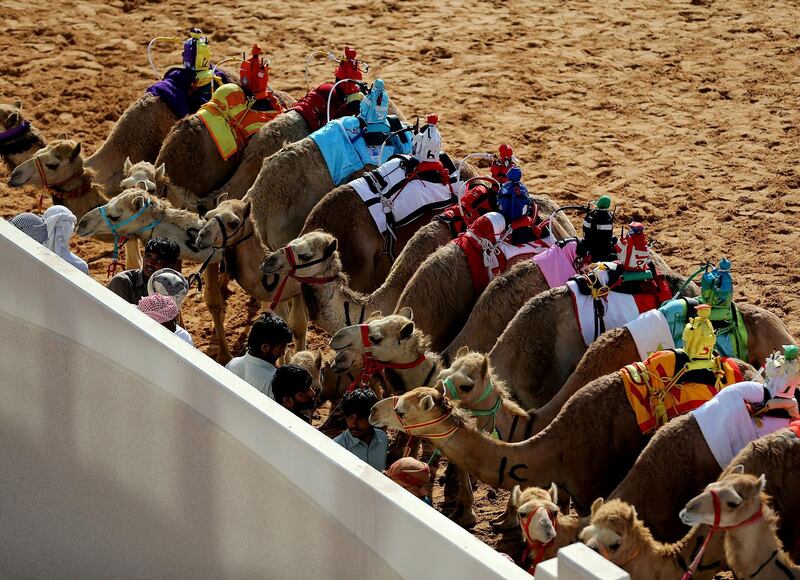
314,350,322,370
133,195,147,211
627,504,638,522
397,306,414,320
420,394,435,412
399,321,415,340
123,157,132,174
8,112,19,126
591,498,604,517
549,483,559,505
155,163,166,181
730,464,745,475
456,346,470,359
13,99,22,109
242,199,251,221
216,191,230,204
57,132,68,140
480,355,489,378
511,485,521,508
322,238,337,259
757,474,767,492
69,142,82,161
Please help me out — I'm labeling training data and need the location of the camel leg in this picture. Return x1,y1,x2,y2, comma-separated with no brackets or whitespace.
447,467,476,528
123,238,142,270
287,295,309,352
203,262,233,365
491,495,520,531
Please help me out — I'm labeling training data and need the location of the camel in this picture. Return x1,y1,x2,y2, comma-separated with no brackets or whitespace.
0,101,46,170
527,305,796,437
512,484,587,574
323,349,387,402
680,469,800,579
154,91,296,210
580,498,724,579
289,349,324,396
86,92,180,196
367,362,756,524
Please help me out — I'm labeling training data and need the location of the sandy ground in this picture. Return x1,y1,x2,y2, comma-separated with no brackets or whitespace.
2,0,798,571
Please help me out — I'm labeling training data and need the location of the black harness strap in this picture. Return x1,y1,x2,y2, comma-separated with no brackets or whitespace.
343,302,366,326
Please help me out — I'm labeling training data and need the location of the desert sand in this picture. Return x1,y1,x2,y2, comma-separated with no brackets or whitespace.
2,0,798,568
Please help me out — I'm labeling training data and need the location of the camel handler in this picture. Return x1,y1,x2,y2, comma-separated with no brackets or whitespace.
270,364,316,423
137,293,194,346
225,312,293,397
385,457,432,506
10,209,88,273
333,388,388,471
107,237,181,305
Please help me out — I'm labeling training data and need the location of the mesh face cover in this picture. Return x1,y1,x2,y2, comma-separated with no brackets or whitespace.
10,212,48,244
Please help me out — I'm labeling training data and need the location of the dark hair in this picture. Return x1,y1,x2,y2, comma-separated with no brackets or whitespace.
272,364,313,402
144,237,181,264
247,312,293,352
341,388,378,419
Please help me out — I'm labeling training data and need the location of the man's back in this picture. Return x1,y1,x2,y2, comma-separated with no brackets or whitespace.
226,352,277,398
107,269,148,305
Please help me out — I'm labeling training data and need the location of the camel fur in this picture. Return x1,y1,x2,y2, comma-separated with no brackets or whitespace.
0,100,46,170
681,469,800,579
512,484,587,571
86,92,179,196
289,349,324,396
581,498,724,579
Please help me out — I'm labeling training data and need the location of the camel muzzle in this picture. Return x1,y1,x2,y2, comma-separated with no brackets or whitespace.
8,165,31,187
329,330,354,352
260,254,282,274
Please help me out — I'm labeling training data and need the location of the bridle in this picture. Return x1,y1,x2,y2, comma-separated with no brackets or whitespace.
520,506,559,574
98,199,161,277
0,120,30,143
682,489,764,580
187,214,253,290
267,243,338,310
391,395,460,443
442,375,502,436
34,154,88,211
348,324,428,391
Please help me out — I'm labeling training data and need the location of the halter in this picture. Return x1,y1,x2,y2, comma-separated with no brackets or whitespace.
348,324,428,391
681,489,765,580
187,215,252,290
99,199,161,277
391,395,460,441
442,375,502,436
267,243,338,310
520,506,559,574
34,155,88,211
0,120,30,142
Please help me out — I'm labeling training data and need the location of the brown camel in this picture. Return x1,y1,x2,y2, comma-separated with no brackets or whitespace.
580,498,724,579
0,101,46,170
512,484,587,574
86,92,179,195
681,469,800,579
154,91,296,210
609,414,800,548
368,363,755,522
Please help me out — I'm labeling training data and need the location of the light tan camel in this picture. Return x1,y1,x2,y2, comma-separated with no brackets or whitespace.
289,349,323,395
367,364,755,522
681,469,800,579
154,91,296,210
512,484,587,574
581,498,724,579
86,92,179,196
0,101,46,169
528,305,796,437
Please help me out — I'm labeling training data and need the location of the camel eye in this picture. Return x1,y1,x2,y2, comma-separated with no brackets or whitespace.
370,335,382,345
228,218,240,229
106,214,120,222
609,542,621,550
726,501,740,508
298,253,312,261
46,162,59,170
461,383,474,393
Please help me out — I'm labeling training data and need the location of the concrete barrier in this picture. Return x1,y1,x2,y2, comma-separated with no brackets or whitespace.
0,220,528,579
535,544,629,580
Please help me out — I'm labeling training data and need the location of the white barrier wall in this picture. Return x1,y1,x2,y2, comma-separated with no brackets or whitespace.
0,220,528,579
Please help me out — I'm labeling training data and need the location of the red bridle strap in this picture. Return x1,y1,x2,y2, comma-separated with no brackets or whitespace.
347,324,427,392
391,395,459,440
520,507,558,574
34,155,86,211
268,244,337,310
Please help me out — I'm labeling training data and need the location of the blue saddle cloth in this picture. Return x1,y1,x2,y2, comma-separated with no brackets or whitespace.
145,67,231,119
310,115,412,185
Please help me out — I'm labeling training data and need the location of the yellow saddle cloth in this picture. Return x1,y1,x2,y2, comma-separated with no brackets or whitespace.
621,350,743,434
197,83,282,160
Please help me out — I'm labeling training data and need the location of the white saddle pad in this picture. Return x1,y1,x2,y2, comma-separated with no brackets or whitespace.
625,308,676,360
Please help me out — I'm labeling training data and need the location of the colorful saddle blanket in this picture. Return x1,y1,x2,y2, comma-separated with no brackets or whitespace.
622,350,743,435
568,263,674,346
146,67,231,119
310,115,412,185
436,179,499,237
291,82,360,132
197,83,282,160
693,381,790,468
625,298,749,361
351,154,459,236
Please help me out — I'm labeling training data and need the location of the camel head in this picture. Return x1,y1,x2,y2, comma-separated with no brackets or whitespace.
330,348,365,375
370,386,454,433
0,100,24,131
580,498,644,566
680,466,767,528
8,139,83,188
77,189,159,238
120,158,163,193
289,350,323,402
261,231,339,277
512,484,560,545
329,310,427,364
196,198,252,250
437,349,492,404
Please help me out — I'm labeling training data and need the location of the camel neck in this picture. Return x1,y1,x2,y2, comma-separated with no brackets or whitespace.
622,524,722,579
53,176,107,221
725,504,792,578
383,353,440,395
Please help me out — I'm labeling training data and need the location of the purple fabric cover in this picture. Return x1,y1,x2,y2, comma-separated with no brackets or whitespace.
145,67,231,119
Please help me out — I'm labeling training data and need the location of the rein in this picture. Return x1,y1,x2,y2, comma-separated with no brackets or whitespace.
187,215,253,290
520,507,558,574
99,200,161,277
34,155,88,211
681,489,765,580
267,243,337,310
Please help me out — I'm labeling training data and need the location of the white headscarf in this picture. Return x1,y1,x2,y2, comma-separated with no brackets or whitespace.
42,205,88,274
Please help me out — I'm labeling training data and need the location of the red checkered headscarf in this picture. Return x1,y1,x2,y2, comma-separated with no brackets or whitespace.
137,293,179,324
386,458,430,498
